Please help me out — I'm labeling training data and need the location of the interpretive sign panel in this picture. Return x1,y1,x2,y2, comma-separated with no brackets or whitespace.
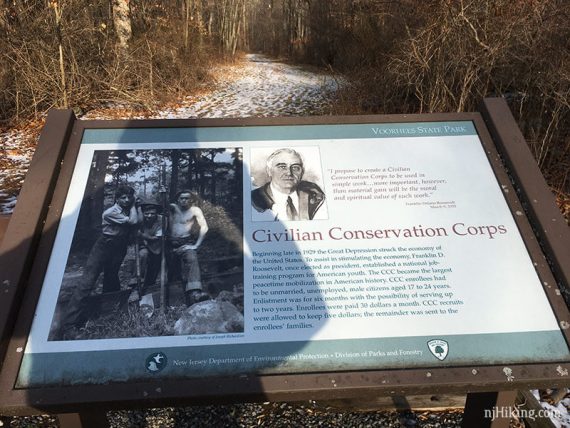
2,105,570,415
15,117,570,390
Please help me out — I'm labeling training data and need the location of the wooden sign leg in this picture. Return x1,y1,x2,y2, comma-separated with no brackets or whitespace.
58,411,109,428
0,215,10,245
462,390,517,428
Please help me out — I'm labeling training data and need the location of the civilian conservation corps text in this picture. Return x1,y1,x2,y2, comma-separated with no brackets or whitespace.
252,223,507,243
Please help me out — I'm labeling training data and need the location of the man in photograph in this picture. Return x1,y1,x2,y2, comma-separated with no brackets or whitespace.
251,148,325,221
168,190,210,306
56,185,140,338
134,199,163,301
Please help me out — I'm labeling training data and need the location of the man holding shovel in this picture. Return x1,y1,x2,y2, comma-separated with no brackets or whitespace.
132,199,164,315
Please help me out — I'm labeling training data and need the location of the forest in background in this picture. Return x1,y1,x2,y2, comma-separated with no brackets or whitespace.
75,148,243,256
1,0,568,197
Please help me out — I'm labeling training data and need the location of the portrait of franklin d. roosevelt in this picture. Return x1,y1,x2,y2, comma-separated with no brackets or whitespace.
250,147,327,222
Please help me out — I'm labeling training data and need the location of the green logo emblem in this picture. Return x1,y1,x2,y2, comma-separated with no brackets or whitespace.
427,339,449,361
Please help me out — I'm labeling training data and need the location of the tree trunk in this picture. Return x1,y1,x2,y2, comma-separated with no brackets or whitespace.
209,153,217,203
111,0,132,53
170,150,180,202
77,150,109,250
184,0,190,50
51,1,68,108
195,0,204,46
233,148,242,206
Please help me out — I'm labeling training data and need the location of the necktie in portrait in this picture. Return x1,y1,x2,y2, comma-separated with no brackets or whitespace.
286,196,299,220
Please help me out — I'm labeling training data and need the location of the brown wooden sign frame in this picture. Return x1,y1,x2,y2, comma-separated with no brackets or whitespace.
1,98,569,417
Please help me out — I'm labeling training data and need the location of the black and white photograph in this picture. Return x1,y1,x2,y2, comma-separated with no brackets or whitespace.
49,148,244,341
250,146,327,222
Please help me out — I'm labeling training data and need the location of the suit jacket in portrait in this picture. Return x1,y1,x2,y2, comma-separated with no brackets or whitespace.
251,181,325,220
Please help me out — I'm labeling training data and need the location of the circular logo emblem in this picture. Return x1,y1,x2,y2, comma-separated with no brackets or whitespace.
145,352,167,373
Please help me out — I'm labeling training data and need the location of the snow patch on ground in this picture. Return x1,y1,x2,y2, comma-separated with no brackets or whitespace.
154,54,342,119
83,53,343,120
531,389,570,427
0,124,41,214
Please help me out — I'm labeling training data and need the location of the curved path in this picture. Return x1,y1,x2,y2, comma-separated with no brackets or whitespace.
156,53,341,118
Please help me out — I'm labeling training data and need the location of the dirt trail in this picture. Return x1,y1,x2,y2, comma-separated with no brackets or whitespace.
139,53,342,118
0,54,342,214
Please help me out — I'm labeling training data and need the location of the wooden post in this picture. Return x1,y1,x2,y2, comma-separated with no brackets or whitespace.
480,97,570,290
462,391,517,428
516,390,558,428
58,410,109,428
0,109,75,364
0,216,10,245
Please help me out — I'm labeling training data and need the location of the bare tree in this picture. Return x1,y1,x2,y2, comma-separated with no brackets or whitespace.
216,0,245,55
111,0,132,53
50,0,68,108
